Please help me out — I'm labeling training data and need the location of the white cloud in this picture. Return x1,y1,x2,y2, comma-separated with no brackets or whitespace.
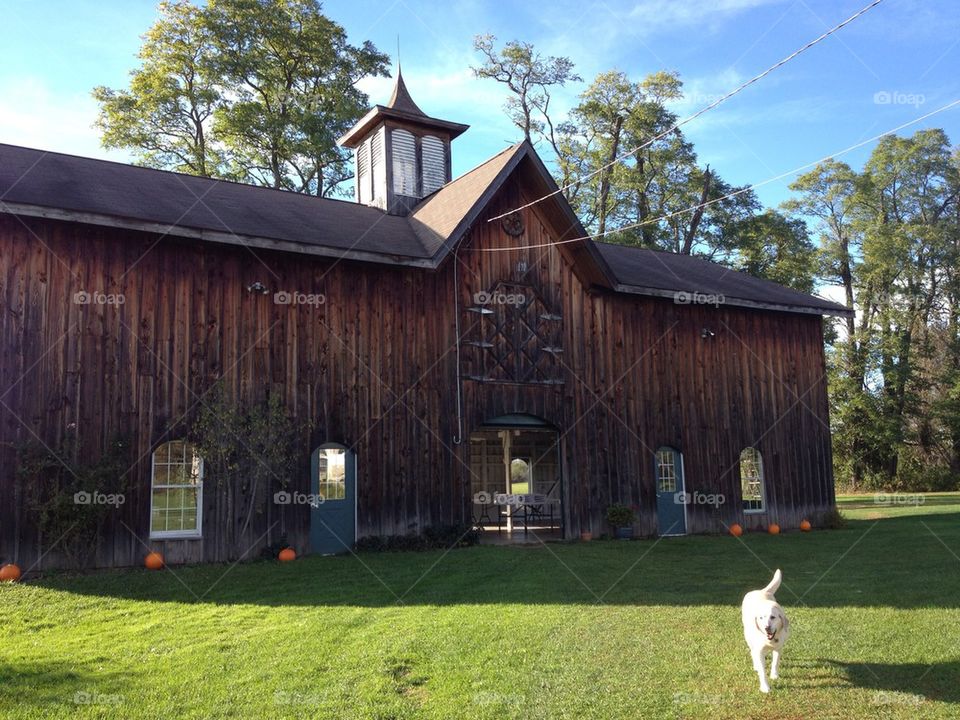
0,75,128,161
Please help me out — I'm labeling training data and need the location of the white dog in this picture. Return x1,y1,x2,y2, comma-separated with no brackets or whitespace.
741,568,790,693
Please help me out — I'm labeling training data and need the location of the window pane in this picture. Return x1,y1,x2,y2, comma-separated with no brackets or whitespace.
151,442,202,534
740,448,764,511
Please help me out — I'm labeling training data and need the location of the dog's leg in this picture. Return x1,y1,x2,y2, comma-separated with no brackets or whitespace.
770,650,781,680
752,648,770,693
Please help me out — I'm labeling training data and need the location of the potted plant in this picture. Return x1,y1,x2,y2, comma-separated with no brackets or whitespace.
606,504,635,539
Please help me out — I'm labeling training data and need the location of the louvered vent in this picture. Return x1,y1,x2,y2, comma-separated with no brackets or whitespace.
392,129,417,197
421,135,446,195
371,126,386,208
356,139,371,205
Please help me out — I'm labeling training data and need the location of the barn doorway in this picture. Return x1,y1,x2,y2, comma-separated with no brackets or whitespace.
309,444,357,554
469,415,563,543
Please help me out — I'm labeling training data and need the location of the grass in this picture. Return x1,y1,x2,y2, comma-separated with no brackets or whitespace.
2,494,959,719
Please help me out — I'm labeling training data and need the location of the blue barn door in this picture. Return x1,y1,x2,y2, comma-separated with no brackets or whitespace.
310,445,356,554
655,447,687,536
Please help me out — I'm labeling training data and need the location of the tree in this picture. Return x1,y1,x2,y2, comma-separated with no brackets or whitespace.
471,34,580,143
732,210,816,292
93,1,222,176
93,0,389,197
206,0,389,195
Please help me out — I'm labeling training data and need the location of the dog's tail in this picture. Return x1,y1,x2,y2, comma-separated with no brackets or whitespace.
762,568,782,594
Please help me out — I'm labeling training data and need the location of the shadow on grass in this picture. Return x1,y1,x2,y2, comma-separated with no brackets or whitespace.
21,512,960,609
0,661,130,713
823,659,960,705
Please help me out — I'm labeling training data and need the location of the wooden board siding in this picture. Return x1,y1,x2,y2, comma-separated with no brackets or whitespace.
0,169,835,569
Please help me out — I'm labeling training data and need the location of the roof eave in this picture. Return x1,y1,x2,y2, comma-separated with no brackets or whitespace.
338,106,470,148
0,201,436,268
614,282,854,317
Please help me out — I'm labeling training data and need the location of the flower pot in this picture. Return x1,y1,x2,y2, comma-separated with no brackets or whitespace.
615,526,633,540
580,531,593,542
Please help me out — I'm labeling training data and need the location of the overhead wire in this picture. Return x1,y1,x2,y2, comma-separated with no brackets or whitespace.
478,98,960,252
486,0,886,223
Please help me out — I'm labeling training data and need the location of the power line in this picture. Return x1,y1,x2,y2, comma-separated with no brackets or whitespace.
486,0,885,223
478,97,960,252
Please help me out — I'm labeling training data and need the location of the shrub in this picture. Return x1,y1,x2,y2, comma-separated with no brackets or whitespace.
356,524,480,552
606,503,635,528
819,507,847,530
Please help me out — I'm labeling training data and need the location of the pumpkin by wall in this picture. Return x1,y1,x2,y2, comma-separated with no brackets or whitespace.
729,524,743,537
144,552,164,570
768,523,781,535
0,563,21,582
799,519,812,532
278,548,296,562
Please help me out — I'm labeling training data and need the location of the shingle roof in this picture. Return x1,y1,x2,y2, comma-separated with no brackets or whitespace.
0,143,431,260
596,241,849,315
386,69,426,116
409,143,524,255
0,140,851,316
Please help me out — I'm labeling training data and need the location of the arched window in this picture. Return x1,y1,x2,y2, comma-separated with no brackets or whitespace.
150,440,203,538
740,447,765,513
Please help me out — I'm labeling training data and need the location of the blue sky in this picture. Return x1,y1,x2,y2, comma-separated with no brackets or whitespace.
2,0,958,212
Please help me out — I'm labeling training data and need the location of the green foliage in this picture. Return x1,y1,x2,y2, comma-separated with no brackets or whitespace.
731,209,817,292
93,0,389,196
13,434,132,568
790,130,960,492
188,384,307,540
605,503,635,528
817,507,847,530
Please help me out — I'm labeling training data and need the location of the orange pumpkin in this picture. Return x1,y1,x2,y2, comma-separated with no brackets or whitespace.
729,523,743,537
768,523,781,535
0,563,22,582
144,552,164,570
799,519,812,532
278,548,296,562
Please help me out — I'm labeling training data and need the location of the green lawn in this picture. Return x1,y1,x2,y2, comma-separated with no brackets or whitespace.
2,494,959,719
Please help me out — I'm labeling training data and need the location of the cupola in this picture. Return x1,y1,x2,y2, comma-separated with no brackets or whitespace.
338,69,469,215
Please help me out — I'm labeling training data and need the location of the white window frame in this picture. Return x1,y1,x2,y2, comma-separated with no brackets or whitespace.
149,441,204,539
740,447,766,514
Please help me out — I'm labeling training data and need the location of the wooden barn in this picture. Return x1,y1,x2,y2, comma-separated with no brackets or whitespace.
0,74,851,569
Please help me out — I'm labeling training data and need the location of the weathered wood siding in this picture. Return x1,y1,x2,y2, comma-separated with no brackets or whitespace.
0,165,835,569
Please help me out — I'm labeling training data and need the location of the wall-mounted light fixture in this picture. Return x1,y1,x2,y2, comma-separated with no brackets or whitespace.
246,281,269,294
701,328,716,339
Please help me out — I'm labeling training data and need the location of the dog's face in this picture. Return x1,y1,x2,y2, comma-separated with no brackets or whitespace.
754,607,785,641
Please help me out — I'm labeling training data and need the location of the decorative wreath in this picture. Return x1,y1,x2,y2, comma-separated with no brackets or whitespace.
501,213,525,237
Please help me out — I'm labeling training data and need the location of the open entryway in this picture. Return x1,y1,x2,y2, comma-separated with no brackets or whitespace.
469,415,563,542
